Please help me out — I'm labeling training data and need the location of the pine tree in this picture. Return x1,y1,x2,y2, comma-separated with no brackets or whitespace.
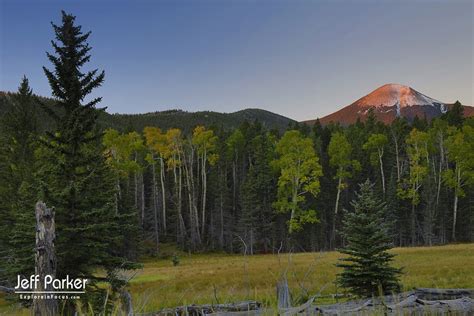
442,101,464,127
0,76,38,290
239,133,276,254
38,11,136,312
336,180,402,297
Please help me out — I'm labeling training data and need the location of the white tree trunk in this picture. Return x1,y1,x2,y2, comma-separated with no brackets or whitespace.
289,183,298,234
184,147,201,248
201,150,207,236
152,162,159,252
331,176,342,248
392,130,401,182
436,137,444,206
452,194,458,241
334,176,342,215
378,148,385,195
452,167,461,241
160,158,167,234
174,162,186,246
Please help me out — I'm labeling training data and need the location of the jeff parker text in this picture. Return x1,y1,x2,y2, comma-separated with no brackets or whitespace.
15,275,87,291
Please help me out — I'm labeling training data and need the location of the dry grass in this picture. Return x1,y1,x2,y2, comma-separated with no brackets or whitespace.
128,243,474,313
1,243,473,314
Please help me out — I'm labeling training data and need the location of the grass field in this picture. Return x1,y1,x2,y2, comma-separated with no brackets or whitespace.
1,243,473,314
128,243,474,313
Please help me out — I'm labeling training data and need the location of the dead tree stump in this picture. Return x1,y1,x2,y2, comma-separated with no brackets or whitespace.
277,278,292,309
33,201,58,316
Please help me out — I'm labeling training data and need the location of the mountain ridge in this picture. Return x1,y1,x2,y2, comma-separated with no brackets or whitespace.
304,84,474,125
0,91,295,132
1,87,472,130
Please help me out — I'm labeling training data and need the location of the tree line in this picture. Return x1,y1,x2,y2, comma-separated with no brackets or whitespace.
95,103,474,255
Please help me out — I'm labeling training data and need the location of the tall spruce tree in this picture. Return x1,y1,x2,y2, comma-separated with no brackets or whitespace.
38,11,135,312
337,180,402,297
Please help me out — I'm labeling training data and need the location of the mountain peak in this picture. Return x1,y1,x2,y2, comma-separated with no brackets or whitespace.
355,83,443,110
378,83,411,90
304,83,474,125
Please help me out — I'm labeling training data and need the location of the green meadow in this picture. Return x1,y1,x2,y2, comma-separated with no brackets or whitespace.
128,243,474,313
1,243,473,315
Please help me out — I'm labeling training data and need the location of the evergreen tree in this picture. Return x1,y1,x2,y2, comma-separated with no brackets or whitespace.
2,76,37,159
239,133,276,254
337,180,402,297
412,115,428,131
0,76,38,290
442,101,464,127
38,11,136,312
226,129,245,215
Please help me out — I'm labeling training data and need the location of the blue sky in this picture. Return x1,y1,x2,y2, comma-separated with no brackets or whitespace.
0,0,472,121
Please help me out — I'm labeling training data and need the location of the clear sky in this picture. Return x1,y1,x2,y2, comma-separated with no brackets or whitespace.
0,0,472,121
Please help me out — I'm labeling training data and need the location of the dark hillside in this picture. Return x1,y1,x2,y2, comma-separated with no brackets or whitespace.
0,92,294,133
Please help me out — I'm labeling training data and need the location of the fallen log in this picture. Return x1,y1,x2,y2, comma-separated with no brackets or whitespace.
138,288,474,315
386,294,418,310
316,288,474,315
280,295,316,316
141,300,261,316
415,288,474,300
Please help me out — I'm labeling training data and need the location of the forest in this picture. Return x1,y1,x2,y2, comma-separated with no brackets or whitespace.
86,102,474,253
2,73,473,258
0,10,473,314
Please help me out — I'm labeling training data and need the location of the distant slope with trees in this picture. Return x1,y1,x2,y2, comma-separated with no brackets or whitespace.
0,92,295,133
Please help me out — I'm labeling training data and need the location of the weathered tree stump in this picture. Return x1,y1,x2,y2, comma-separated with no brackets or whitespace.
120,288,134,316
33,201,58,316
277,278,292,309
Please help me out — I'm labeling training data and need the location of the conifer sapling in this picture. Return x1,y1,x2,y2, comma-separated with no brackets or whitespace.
336,180,402,297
